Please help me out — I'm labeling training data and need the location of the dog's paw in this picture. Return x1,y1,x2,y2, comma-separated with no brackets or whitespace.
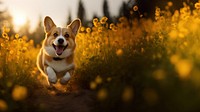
48,77,57,84
47,66,57,84
60,78,69,85
60,72,71,85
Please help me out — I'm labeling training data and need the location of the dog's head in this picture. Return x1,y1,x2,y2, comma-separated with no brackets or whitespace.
43,16,81,58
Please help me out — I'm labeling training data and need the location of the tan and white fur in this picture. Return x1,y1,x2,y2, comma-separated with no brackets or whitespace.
37,16,81,86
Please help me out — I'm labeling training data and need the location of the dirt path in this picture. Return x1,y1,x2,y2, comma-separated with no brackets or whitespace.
32,80,95,112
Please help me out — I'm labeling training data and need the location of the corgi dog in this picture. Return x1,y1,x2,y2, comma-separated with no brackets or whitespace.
37,16,81,86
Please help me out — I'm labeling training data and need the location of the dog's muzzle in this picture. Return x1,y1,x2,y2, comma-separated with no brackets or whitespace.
52,43,68,56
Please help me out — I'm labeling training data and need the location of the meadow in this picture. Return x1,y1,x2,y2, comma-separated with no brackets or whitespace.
1,2,200,112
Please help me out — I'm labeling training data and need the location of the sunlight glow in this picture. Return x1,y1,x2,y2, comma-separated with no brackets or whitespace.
13,12,27,27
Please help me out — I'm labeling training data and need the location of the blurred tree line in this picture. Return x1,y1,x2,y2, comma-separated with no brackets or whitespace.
129,0,198,19
0,0,44,45
0,0,199,45
0,1,15,36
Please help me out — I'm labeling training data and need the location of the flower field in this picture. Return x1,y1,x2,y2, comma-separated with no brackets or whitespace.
1,2,200,112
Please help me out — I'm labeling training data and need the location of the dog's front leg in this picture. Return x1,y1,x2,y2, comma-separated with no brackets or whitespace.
60,72,71,85
46,66,57,84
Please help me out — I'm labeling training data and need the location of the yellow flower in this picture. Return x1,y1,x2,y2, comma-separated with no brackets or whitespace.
119,17,126,22
94,22,101,27
175,60,192,79
153,69,166,80
93,18,98,24
112,26,117,31
21,47,27,53
97,88,107,101
133,6,138,11
122,87,134,102
82,51,87,56
155,7,161,19
0,100,7,111
116,49,123,56
12,85,28,101
107,77,112,82
0,43,5,47
29,39,34,45
15,34,19,39
167,1,173,7
100,16,108,24
80,27,85,32
109,23,115,29
195,2,200,9
2,33,8,39
9,50,14,55
95,75,102,84
98,27,103,33
90,81,97,90
93,18,99,27
170,54,180,64
86,28,91,33
22,36,28,41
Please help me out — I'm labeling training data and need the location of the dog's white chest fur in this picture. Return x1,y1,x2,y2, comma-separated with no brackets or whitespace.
45,59,73,73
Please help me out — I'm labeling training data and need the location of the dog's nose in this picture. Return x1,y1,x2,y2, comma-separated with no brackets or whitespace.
58,38,64,44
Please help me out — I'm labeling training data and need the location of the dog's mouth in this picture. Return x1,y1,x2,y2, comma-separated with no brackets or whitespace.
52,44,68,56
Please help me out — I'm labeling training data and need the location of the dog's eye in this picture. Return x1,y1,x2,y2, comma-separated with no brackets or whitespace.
53,33,58,37
64,33,69,38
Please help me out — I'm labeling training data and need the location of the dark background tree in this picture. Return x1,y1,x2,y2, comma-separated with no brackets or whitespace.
119,2,131,20
67,10,72,25
77,0,86,26
103,0,112,23
128,0,198,19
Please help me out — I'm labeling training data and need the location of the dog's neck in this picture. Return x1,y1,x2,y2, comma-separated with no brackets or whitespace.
44,52,74,63
53,57,64,61
52,54,74,62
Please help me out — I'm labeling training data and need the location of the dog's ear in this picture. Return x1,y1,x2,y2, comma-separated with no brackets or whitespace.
44,16,56,33
69,19,81,36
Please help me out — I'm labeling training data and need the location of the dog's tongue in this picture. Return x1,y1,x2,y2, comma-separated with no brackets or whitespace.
55,46,64,55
